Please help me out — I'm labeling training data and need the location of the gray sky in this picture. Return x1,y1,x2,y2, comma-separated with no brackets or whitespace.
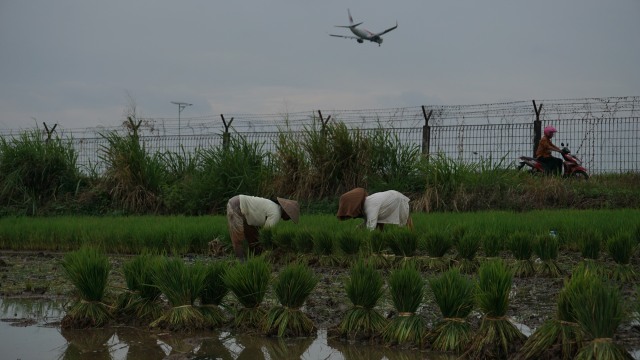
1,0,639,131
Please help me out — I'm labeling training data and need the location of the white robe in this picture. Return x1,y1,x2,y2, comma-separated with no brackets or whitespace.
239,195,282,228
363,190,410,230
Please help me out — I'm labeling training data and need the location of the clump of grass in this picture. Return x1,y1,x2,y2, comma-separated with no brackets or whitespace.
422,232,452,270
368,231,388,254
382,263,428,347
116,253,163,324
259,227,276,251
482,232,503,258
61,247,112,328
508,231,535,278
533,233,563,277
388,228,418,258
427,268,475,353
273,229,296,252
518,272,587,360
456,233,480,273
338,259,387,340
223,256,271,332
567,271,632,360
606,232,637,282
312,230,333,256
150,257,208,331
199,261,229,327
465,259,525,359
265,263,317,337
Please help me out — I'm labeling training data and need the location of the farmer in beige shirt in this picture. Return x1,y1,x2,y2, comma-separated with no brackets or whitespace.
227,195,299,259
337,188,413,231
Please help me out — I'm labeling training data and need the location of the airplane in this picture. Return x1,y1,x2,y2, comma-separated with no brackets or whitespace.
329,9,397,46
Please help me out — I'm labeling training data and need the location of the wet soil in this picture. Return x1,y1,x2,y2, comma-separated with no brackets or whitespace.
1,250,639,356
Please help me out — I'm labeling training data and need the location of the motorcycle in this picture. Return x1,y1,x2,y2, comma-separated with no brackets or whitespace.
517,143,589,179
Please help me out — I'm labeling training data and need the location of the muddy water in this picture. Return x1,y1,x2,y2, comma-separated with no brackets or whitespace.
0,298,457,360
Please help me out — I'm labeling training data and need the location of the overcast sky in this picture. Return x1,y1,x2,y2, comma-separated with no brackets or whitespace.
1,0,639,131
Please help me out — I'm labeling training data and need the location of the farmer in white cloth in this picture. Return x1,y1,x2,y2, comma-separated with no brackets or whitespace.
226,195,300,259
336,188,413,231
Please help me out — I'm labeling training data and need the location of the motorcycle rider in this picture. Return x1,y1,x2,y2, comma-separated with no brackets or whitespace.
535,125,563,175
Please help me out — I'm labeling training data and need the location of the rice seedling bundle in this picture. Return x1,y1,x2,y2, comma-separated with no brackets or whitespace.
421,232,452,270
273,229,296,252
533,233,562,277
337,230,362,257
577,229,602,260
199,261,230,327
368,230,388,254
150,257,208,331
456,233,480,274
312,230,333,256
60,247,112,328
382,263,428,347
293,228,314,254
117,253,163,323
567,271,633,360
387,228,418,258
338,259,387,340
481,231,503,258
517,275,586,360
265,263,317,337
508,231,535,278
258,227,276,251
606,232,637,282
466,259,525,359
223,255,271,331
427,268,475,352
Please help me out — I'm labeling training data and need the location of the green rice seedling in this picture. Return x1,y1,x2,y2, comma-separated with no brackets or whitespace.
387,228,418,258
312,230,333,256
258,227,276,251
272,228,296,252
369,230,388,254
382,263,428,347
116,253,163,324
337,230,362,257
606,232,637,282
427,268,475,353
223,255,271,331
265,263,317,337
456,233,480,274
450,225,466,245
533,233,563,277
518,274,587,360
577,229,602,261
508,231,535,278
150,257,208,331
292,228,314,254
338,259,387,340
60,247,112,328
466,259,525,359
421,232,452,270
199,261,229,327
567,272,633,360
482,232,503,258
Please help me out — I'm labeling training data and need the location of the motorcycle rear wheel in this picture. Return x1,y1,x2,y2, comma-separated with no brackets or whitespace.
570,170,589,180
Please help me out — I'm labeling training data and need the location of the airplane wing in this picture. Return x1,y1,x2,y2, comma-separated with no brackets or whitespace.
329,34,361,40
374,22,398,37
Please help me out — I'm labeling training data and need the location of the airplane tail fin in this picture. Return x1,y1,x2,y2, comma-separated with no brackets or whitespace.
348,9,354,25
334,9,361,28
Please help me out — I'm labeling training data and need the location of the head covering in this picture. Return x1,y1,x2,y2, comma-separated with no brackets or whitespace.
336,187,368,220
276,197,300,224
544,125,557,137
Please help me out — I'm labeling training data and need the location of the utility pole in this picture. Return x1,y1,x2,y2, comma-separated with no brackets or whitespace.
170,101,192,141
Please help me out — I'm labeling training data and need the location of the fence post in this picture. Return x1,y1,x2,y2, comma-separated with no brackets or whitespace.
317,110,331,137
42,122,57,143
220,114,234,150
421,106,432,156
532,100,543,157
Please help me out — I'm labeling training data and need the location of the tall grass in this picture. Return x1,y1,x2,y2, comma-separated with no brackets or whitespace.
0,129,80,215
60,247,112,328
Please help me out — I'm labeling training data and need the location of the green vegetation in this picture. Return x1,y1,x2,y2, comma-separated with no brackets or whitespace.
223,256,271,332
117,253,164,323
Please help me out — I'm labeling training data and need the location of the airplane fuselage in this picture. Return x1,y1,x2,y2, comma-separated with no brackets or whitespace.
350,27,382,44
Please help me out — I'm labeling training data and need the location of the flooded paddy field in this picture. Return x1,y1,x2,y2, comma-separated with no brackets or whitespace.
1,251,639,359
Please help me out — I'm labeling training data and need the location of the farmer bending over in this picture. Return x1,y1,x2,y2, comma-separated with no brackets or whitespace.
336,188,413,231
226,195,299,259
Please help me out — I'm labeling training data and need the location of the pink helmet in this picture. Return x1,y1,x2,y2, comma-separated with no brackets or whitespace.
544,125,557,137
